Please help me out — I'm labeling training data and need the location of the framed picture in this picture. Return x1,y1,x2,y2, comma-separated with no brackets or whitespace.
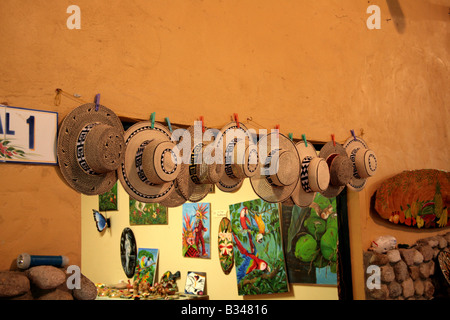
99,182,118,211
182,203,210,258
281,193,338,285
229,199,289,296
134,248,159,287
184,271,206,295
129,198,167,225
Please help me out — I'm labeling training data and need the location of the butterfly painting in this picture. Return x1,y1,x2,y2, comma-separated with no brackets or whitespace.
93,209,110,232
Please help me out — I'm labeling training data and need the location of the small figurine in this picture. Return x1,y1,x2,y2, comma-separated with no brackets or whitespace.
370,235,397,254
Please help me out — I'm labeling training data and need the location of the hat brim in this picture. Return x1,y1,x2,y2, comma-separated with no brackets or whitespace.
343,136,369,191
118,121,176,203
250,132,300,203
318,141,347,198
215,122,256,193
57,103,124,195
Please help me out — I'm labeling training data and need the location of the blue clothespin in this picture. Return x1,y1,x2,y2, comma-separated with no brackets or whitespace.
350,129,357,141
150,112,156,129
94,94,100,111
165,117,173,133
302,134,307,147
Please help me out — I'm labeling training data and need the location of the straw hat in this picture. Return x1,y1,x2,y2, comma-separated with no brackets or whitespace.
57,103,125,195
343,136,378,191
250,131,300,203
118,121,180,203
214,122,260,192
319,141,353,198
176,125,224,202
287,141,330,207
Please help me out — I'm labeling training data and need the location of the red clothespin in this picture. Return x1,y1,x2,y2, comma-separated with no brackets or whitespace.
234,113,240,128
275,124,280,137
199,116,205,133
331,134,336,147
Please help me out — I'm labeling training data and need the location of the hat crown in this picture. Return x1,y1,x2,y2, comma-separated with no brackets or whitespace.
83,123,125,174
355,148,377,178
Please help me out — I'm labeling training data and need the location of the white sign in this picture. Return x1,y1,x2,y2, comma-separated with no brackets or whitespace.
0,105,58,164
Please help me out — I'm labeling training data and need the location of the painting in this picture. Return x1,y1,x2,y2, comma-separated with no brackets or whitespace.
182,203,211,258
99,182,118,211
184,271,206,295
134,248,159,288
229,199,289,296
374,169,449,228
218,217,234,275
129,198,167,225
281,193,338,285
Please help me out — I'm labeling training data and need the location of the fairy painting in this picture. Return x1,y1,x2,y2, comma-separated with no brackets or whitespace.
229,199,289,296
182,203,210,258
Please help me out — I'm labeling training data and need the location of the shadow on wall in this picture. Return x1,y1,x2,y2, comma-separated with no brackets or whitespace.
386,0,406,33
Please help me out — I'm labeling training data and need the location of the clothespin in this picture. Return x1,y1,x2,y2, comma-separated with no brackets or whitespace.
275,124,280,136
150,112,156,129
302,134,308,147
199,116,205,133
94,93,100,111
234,113,240,128
288,133,293,141
331,134,336,147
350,129,357,141
165,117,173,133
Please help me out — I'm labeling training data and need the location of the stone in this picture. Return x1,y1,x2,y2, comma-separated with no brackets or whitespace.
413,250,424,264
394,260,409,282
423,279,435,299
26,266,66,290
369,252,389,266
380,265,395,283
72,273,97,300
442,232,450,244
388,281,402,298
387,249,401,263
0,271,30,298
401,278,414,298
419,262,431,279
367,284,388,300
37,288,73,300
399,248,416,266
409,265,420,280
436,235,447,249
414,279,424,296
416,245,434,261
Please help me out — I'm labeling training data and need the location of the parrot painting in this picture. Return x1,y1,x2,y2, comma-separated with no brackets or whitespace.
233,233,270,283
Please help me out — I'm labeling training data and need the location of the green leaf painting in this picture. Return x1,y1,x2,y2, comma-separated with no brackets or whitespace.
229,199,289,296
281,193,338,285
99,182,118,211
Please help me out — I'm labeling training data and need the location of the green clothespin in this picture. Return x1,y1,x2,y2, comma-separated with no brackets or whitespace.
150,112,155,129
165,117,173,132
288,133,293,141
302,134,307,147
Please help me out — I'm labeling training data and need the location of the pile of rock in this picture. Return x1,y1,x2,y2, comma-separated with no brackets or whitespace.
0,265,97,300
364,232,450,300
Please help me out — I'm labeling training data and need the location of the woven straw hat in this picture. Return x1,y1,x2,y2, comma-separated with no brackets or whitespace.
118,121,181,203
287,141,330,207
250,131,300,203
176,125,224,202
214,122,260,193
319,141,353,198
57,103,125,195
343,136,378,191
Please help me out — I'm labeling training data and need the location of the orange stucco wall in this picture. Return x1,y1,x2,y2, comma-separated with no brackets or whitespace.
0,0,448,299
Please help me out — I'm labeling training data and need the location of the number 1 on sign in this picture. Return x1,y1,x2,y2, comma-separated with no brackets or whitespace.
26,115,35,150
